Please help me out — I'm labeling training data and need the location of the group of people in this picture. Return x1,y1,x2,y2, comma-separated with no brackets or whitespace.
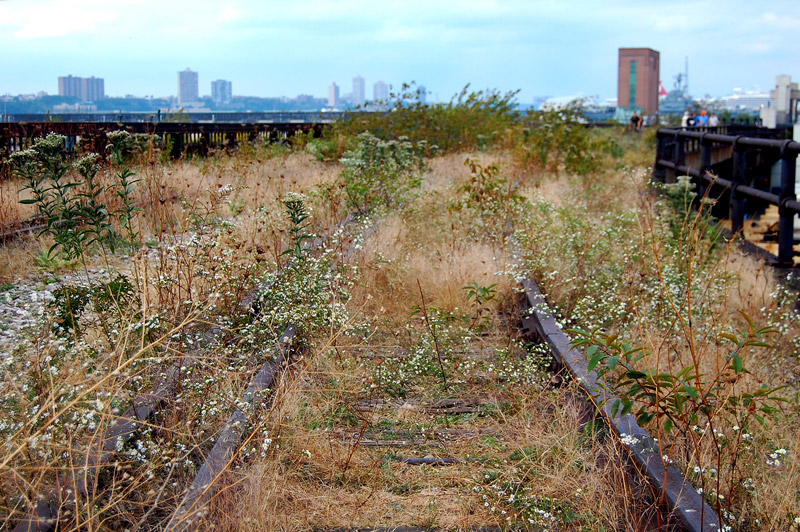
628,111,645,132
681,109,720,128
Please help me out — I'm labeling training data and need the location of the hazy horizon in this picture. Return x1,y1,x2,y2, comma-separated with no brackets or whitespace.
1,0,798,102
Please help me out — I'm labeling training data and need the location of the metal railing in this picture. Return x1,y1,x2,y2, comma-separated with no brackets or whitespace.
0,121,324,163
655,127,800,264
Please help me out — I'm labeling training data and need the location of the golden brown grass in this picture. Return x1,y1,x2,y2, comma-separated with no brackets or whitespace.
0,147,343,529
2,130,799,530
198,151,661,531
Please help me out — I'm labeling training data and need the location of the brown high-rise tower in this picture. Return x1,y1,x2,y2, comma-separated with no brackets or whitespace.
617,48,660,116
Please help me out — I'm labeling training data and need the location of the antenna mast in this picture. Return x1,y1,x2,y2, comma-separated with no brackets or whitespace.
684,56,689,95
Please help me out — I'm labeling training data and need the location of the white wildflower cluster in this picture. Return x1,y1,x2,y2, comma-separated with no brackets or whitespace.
241,422,277,460
476,480,568,530
372,315,553,396
217,183,234,198
767,448,787,467
490,342,551,387
619,432,640,447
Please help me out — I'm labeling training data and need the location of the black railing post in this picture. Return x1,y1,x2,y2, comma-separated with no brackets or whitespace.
672,131,685,184
731,137,747,236
171,133,184,159
698,132,711,202
778,140,798,265
0,124,9,160
654,132,666,182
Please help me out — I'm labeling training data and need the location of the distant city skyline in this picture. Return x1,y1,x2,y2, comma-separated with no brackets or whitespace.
0,0,798,103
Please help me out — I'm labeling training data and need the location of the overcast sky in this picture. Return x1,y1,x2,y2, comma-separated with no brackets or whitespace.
1,0,798,102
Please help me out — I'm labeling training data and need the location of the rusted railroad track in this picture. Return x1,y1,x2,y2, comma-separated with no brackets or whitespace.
7,180,724,531
519,280,720,532
153,284,721,527
6,234,724,530
8,213,374,531
149,225,723,531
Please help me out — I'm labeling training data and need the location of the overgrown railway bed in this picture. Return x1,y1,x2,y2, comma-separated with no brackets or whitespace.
8,127,787,530
8,213,718,531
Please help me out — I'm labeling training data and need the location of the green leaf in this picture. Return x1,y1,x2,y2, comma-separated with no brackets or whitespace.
731,354,743,374
610,399,620,418
663,418,673,434
682,384,699,399
567,328,589,338
587,351,604,372
676,365,695,379
621,399,634,417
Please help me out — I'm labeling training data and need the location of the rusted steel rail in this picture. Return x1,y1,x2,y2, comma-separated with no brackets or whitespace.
165,326,297,532
519,278,721,532
0,121,325,163
11,325,223,532
654,128,800,265
9,212,369,531
164,215,382,531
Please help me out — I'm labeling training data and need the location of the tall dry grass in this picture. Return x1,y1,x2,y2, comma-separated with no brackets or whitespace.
2,124,798,530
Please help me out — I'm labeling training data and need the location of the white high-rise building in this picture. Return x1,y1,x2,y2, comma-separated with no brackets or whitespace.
211,79,232,104
178,68,199,105
328,82,339,107
373,80,389,103
352,75,365,107
417,85,427,104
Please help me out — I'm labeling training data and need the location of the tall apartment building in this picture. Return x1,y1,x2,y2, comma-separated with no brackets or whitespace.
58,75,104,101
328,82,339,107
617,48,660,115
373,80,389,103
417,85,427,104
178,68,199,105
352,75,365,107
58,75,81,99
82,77,104,101
211,79,232,104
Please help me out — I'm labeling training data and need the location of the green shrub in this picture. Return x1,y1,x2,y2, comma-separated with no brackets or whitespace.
338,132,428,212
330,83,520,154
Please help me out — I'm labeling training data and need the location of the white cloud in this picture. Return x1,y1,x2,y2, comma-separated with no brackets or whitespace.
219,3,246,23
757,11,800,31
375,20,426,43
2,1,118,38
